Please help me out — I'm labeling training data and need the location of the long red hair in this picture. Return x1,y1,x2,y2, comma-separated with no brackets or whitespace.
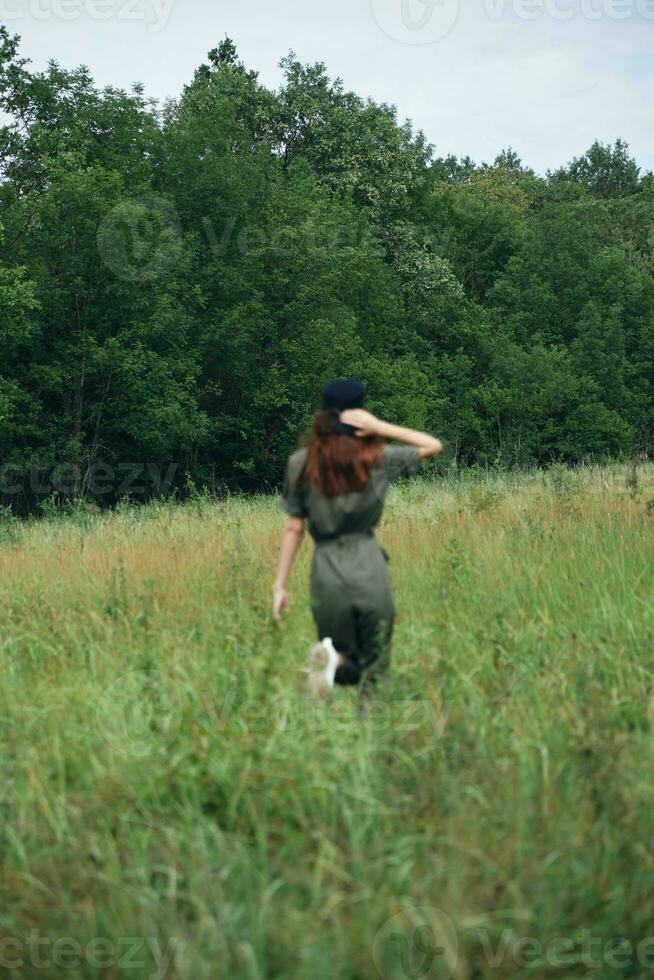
301,410,384,497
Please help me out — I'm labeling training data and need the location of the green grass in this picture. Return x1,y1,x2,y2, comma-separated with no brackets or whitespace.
2,466,654,979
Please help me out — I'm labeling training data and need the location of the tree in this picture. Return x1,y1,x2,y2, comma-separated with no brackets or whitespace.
552,139,643,199
1,32,653,507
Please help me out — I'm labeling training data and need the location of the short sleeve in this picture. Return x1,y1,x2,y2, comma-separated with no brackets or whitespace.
281,451,309,518
383,445,421,482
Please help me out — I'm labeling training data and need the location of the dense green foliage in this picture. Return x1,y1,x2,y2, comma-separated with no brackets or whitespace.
1,30,653,508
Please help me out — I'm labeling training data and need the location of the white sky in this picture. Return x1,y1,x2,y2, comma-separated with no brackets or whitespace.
3,0,654,173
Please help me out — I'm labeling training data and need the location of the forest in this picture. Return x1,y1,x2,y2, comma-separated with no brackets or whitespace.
1,30,653,509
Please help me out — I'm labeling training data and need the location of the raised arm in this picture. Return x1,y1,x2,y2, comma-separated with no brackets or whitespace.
273,516,306,625
340,410,443,459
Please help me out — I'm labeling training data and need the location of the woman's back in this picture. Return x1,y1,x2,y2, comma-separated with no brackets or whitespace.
282,444,421,543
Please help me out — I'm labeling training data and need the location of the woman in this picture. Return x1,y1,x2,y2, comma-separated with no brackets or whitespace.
273,378,443,698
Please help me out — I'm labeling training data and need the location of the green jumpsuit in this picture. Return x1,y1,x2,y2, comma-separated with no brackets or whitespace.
281,444,421,687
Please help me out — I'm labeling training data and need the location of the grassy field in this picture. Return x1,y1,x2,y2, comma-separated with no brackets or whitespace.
1,465,654,979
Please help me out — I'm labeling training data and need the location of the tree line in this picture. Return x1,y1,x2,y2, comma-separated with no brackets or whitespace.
1,31,653,510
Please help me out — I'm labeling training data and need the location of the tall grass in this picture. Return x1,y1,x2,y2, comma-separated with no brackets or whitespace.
1,466,654,979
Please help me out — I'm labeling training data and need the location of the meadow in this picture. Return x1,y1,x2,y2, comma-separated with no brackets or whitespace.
1,465,654,979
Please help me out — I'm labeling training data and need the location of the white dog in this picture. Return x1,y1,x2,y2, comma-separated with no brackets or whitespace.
305,638,340,698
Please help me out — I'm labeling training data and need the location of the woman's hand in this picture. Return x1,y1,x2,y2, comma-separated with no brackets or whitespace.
340,409,384,437
273,517,305,627
272,585,290,626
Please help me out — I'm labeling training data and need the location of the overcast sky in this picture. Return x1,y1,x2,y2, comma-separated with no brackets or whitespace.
4,0,653,173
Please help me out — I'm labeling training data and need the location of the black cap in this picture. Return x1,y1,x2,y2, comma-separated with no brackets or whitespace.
321,378,366,436
321,378,366,411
